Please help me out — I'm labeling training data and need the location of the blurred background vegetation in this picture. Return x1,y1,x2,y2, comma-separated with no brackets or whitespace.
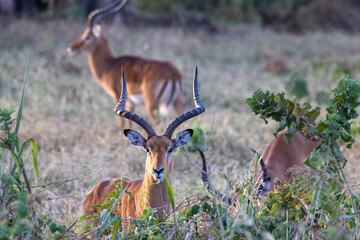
1,0,360,32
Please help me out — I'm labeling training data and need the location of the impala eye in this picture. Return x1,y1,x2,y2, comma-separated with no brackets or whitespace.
146,148,151,154
168,148,173,154
85,35,92,41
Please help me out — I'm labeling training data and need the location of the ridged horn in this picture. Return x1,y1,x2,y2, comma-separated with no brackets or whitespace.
113,67,156,138
88,0,129,30
163,66,205,138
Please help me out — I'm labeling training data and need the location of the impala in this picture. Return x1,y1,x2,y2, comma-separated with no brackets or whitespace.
67,0,184,130
83,67,204,220
199,130,319,198
254,130,319,195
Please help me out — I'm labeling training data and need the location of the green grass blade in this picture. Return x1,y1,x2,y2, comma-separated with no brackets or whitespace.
14,61,28,136
30,140,38,179
18,138,38,179
11,147,31,193
112,219,121,240
10,150,21,172
165,169,175,212
0,145,5,188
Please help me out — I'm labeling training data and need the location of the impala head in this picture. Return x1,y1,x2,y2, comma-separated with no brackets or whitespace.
67,0,129,56
124,129,193,182
114,67,205,183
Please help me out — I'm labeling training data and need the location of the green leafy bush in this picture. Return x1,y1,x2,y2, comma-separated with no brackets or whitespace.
0,68,66,239
246,76,360,238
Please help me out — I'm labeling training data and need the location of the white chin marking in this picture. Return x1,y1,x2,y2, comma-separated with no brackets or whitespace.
153,176,164,183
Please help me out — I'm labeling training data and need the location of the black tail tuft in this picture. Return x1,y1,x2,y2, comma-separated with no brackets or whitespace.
250,148,271,195
197,148,233,205
198,148,209,187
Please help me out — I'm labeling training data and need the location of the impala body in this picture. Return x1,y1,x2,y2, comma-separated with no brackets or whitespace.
83,136,175,218
83,67,204,220
255,130,319,195
67,0,184,130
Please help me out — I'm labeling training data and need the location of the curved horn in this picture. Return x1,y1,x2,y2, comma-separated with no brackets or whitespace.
88,0,129,30
163,66,205,138
113,67,156,138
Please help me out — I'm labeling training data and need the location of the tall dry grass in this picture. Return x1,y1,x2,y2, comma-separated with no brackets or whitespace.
1,16,360,224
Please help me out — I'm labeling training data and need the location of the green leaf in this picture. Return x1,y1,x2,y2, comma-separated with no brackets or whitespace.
307,107,320,123
301,102,311,110
50,223,57,233
10,150,22,175
304,157,310,167
201,201,212,214
274,93,284,105
74,224,90,234
284,122,297,144
340,131,352,142
331,142,347,164
276,117,287,132
165,168,175,212
186,204,200,217
18,138,38,178
112,219,121,240
31,140,39,178
317,121,328,133
58,225,66,234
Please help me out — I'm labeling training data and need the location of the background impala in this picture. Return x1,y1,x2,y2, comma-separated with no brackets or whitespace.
254,130,320,195
199,130,320,200
67,0,184,130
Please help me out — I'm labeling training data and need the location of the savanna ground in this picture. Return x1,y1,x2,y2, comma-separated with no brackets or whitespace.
1,16,360,230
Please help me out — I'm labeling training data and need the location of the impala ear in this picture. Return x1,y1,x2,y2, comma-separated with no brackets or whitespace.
124,129,147,148
172,129,193,149
92,24,102,38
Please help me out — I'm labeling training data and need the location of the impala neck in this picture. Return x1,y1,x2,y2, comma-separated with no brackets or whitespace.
88,37,114,82
141,170,171,216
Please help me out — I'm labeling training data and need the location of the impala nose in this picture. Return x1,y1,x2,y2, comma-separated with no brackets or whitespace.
153,168,165,181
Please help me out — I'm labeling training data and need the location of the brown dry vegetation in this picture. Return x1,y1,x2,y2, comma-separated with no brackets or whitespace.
1,17,360,225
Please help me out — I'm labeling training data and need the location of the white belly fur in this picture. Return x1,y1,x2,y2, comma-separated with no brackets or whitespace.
127,81,181,116
128,94,144,105
157,81,181,116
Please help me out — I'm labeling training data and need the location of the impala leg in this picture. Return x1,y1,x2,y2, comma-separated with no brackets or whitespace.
144,101,159,125
141,84,160,125
173,93,185,115
125,100,135,129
